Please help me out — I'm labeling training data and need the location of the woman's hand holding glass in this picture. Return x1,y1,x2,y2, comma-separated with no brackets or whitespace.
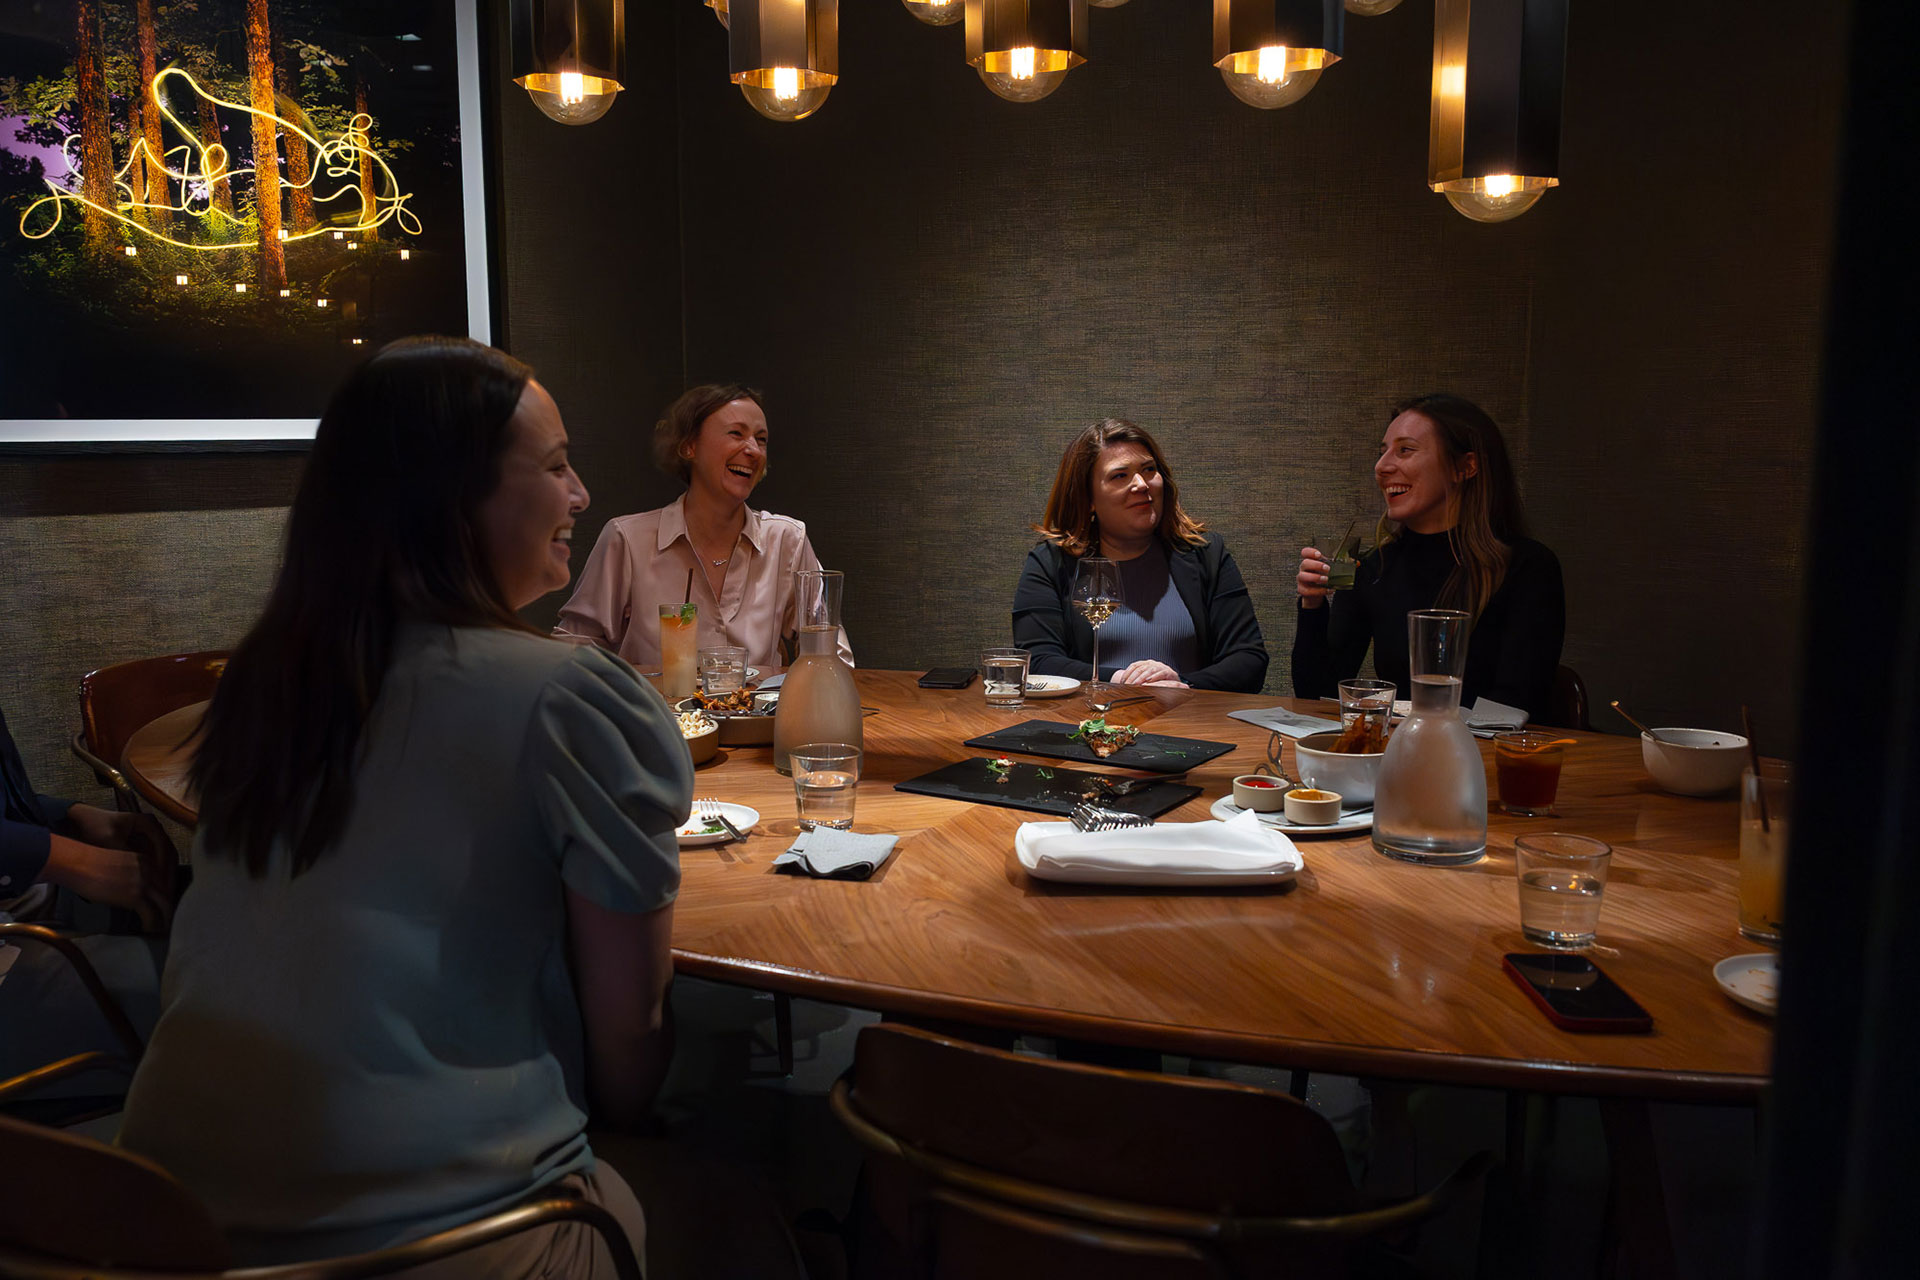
1297,545,1332,609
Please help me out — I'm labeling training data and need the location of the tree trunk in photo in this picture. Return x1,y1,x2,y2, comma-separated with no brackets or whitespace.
136,0,167,226
199,91,234,221
276,37,315,234
126,97,148,219
74,0,114,252
245,0,285,290
355,72,378,241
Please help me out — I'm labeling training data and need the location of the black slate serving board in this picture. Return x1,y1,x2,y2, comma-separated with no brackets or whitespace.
895,757,1202,819
962,719,1237,773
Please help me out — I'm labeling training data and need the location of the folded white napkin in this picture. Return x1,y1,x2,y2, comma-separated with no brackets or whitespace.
1229,706,1340,739
1465,697,1529,736
1014,810,1302,886
774,828,899,880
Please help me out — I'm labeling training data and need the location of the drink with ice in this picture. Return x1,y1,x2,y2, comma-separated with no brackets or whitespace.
659,603,698,699
1738,762,1789,944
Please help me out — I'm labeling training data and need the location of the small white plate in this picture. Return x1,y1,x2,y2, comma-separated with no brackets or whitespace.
1714,952,1778,1016
1209,795,1375,836
677,802,760,847
1024,675,1082,698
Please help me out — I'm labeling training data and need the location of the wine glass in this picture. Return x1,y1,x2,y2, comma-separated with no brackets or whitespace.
1071,557,1124,707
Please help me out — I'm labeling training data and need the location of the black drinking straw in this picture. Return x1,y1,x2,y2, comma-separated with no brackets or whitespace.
684,567,694,604
1741,705,1770,832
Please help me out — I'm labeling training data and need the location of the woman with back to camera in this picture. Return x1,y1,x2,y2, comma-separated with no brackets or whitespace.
118,338,688,1275
1013,418,1269,693
555,384,851,671
1291,393,1565,719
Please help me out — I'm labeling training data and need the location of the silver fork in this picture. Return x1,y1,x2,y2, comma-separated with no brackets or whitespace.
694,798,748,842
1069,802,1154,833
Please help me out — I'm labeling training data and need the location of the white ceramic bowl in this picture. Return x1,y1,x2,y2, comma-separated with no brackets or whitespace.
1641,728,1747,796
1231,774,1287,812
1293,731,1384,806
1283,787,1344,825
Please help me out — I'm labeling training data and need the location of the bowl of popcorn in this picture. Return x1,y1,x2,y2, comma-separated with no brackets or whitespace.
676,708,720,765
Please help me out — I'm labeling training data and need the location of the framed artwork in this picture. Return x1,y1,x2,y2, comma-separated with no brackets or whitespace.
0,0,491,446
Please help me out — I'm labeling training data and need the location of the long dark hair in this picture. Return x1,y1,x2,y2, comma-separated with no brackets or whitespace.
1377,393,1527,621
1033,418,1207,558
192,337,536,876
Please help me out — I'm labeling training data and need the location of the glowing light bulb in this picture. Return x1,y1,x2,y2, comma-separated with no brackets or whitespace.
1439,64,1466,98
279,288,291,297
399,249,411,261
123,245,137,256
559,70,586,105
316,298,329,308
174,273,187,285
736,66,834,121
1257,45,1288,85
1011,46,1036,80
517,66,623,125
975,44,1075,103
901,0,963,26
1482,173,1516,197
234,282,247,293
772,66,800,100
1436,174,1556,223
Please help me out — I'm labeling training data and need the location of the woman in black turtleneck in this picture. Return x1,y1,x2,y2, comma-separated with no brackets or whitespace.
1290,394,1565,720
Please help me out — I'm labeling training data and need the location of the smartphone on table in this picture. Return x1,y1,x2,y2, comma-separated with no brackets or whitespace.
1502,953,1653,1033
917,668,977,689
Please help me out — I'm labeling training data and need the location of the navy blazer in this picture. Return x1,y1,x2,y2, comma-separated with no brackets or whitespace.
2,706,71,893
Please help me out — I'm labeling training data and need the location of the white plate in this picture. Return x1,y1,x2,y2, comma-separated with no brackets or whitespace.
1209,795,1375,836
1714,952,1778,1016
1023,675,1082,698
676,802,761,847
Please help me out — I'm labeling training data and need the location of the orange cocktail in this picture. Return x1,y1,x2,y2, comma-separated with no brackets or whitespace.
659,603,698,699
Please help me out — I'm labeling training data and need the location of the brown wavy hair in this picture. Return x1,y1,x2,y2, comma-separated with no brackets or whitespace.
1375,393,1527,622
653,383,766,485
192,337,537,877
1033,418,1207,558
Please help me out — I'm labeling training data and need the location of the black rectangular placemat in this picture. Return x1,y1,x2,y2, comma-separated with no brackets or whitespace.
962,719,1237,773
895,757,1202,819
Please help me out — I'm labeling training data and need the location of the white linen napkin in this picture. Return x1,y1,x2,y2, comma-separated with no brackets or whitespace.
1014,810,1302,886
1465,697,1529,736
1229,706,1340,739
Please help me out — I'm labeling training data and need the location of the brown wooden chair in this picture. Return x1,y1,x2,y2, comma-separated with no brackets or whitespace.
0,922,146,1125
71,650,228,812
0,1112,643,1278
1543,664,1592,732
831,1023,1491,1279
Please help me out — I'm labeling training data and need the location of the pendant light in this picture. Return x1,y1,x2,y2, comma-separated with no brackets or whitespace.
1212,1,1343,111
708,0,731,28
731,0,838,123
1088,0,1128,7
965,0,1087,104
902,0,964,26
1429,0,1567,222
510,0,625,126
1343,0,1399,15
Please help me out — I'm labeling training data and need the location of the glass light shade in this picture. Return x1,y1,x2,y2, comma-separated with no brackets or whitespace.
903,0,964,25
518,70,622,124
708,0,730,28
1343,0,1400,14
1087,0,1129,6
1435,174,1556,222
734,66,835,121
974,46,1076,103
1215,44,1330,109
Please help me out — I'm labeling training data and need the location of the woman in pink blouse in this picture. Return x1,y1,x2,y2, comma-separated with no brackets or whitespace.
555,384,852,671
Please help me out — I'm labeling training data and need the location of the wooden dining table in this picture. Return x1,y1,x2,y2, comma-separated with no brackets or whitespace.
122,670,1773,1104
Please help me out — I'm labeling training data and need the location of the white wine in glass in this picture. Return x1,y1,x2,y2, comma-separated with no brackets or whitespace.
1071,557,1124,704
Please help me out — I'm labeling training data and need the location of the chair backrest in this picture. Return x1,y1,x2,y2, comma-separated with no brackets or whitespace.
0,1113,230,1271
837,1023,1363,1279
78,650,229,771
1545,663,1592,732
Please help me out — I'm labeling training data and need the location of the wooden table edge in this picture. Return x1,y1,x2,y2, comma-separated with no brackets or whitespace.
671,951,1768,1105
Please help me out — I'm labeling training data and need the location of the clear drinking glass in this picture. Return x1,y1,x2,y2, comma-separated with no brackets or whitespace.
1323,519,1364,592
1515,833,1612,949
1371,609,1488,864
698,645,748,698
1071,557,1124,707
792,742,861,831
1495,731,1571,816
659,603,698,699
1739,761,1789,944
981,647,1030,708
1336,678,1395,753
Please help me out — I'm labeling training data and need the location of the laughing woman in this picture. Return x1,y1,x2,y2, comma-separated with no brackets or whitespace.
1013,418,1269,693
1291,394,1565,719
555,384,851,672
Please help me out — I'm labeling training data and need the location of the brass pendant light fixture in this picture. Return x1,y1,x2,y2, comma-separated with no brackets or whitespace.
731,0,839,122
1429,0,1568,222
707,0,731,28
965,0,1088,104
902,0,965,27
1343,0,1400,15
510,0,626,126
1212,1,1343,110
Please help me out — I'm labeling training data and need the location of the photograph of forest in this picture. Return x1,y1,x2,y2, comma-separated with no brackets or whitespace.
0,0,479,433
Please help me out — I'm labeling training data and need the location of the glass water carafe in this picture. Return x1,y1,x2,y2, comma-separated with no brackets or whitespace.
1371,609,1488,865
773,569,862,775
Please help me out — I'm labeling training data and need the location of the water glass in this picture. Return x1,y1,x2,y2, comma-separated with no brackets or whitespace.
792,742,861,831
1495,732,1570,816
1514,833,1612,949
981,647,1030,708
698,645,748,697
1337,678,1395,752
1739,762,1789,944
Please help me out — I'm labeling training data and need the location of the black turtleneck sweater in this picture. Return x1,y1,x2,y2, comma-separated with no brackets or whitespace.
1290,529,1565,719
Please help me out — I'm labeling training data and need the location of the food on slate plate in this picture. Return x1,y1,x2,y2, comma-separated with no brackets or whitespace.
697,686,761,715
676,709,717,739
1071,717,1140,758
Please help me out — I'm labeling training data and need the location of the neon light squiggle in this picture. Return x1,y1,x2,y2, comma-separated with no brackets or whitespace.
18,68,420,252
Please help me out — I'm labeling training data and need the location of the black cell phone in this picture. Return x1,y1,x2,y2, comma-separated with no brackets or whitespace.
918,667,978,689
1502,953,1653,1033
